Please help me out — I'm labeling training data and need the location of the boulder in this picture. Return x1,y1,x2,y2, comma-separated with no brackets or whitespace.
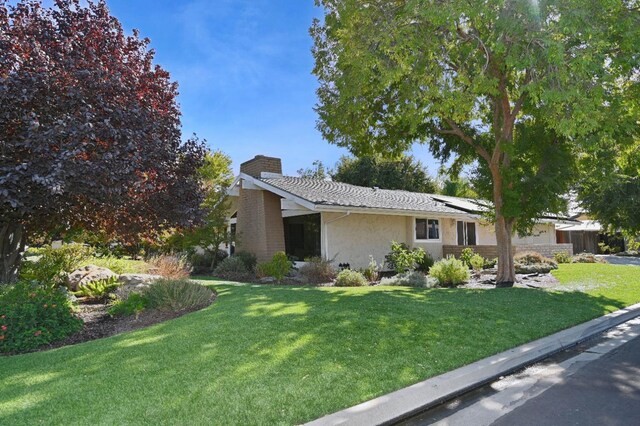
115,274,163,299
67,265,118,291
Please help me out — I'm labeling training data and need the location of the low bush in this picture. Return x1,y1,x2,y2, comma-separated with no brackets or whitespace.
469,254,485,276
514,251,558,274
20,243,94,287
483,257,498,269
147,254,192,279
72,276,121,302
256,251,292,282
572,253,605,263
213,256,253,281
429,256,470,287
108,293,148,318
0,282,82,354
144,279,215,313
234,251,258,272
415,249,434,273
362,256,380,283
380,271,435,288
334,269,368,287
553,251,572,264
299,257,336,284
189,250,228,274
459,247,475,268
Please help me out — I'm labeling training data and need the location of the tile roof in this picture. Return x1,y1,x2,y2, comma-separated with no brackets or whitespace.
259,176,469,215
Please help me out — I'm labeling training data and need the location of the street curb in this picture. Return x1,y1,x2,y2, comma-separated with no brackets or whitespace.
305,302,640,426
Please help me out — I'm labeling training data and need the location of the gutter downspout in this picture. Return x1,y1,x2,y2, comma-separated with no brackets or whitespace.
323,211,351,260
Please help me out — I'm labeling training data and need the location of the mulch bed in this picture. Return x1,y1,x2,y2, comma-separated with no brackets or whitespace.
31,292,217,354
461,271,560,289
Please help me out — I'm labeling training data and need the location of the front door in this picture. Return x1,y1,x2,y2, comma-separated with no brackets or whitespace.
457,221,477,246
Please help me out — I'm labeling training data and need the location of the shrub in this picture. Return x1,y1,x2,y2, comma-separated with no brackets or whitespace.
572,253,605,263
0,282,83,354
553,251,572,264
147,254,192,279
459,247,475,268
380,271,435,288
469,254,485,276
514,251,558,274
20,243,94,287
108,293,148,318
385,242,432,273
213,256,253,281
483,257,498,269
334,269,368,287
189,250,228,274
234,251,258,272
362,256,380,283
72,276,121,302
256,252,292,282
429,256,470,287
144,278,215,313
299,257,336,284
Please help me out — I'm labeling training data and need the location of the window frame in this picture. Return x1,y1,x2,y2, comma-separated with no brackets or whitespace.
456,220,478,246
414,217,442,243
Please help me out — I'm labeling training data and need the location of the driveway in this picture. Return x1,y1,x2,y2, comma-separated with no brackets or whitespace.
598,255,640,266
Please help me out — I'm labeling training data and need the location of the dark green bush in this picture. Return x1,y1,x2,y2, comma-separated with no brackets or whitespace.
144,279,215,312
20,243,94,287
299,257,336,284
385,242,433,273
108,293,148,318
214,256,253,281
0,282,82,354
234,251,258,272
334,269,368,287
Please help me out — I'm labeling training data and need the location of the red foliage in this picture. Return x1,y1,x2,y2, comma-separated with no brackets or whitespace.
0,0,206,244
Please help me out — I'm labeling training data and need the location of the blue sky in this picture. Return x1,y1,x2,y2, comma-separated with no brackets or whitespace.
103,0,438,175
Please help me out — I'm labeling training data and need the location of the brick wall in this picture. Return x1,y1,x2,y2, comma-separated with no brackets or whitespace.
443,243,573,259
236,156,285,262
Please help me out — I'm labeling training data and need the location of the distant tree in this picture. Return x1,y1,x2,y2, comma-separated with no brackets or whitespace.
312,0,638,285
0,0,206,282
167,151,235,267
332,155,437,193
438,175,478,199
297,160,328,180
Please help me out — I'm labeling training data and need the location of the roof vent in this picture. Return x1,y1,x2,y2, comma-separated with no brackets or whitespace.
372,186,380,191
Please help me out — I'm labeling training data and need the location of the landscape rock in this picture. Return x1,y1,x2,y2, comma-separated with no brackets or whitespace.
67,265,118,291
115,274,163,299
259,276,277,284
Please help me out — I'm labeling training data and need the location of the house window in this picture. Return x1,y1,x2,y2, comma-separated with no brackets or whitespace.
457,221,477,246
416,218,440,241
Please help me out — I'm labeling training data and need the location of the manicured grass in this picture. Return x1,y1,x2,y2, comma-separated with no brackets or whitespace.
80,256,150,274
1,264,639,425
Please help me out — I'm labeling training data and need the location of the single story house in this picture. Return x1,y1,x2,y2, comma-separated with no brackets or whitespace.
227,155,575,269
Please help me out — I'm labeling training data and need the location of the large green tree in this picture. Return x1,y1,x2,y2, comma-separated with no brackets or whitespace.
332,155,437,193
312,0,639,285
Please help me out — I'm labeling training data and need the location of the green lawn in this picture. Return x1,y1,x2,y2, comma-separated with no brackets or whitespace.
1,264,639,425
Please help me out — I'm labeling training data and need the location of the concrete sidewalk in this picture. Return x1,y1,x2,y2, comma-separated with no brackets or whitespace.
306,302,640,426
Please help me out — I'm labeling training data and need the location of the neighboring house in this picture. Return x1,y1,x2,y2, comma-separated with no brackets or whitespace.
227,155,575,269
555,198,625,254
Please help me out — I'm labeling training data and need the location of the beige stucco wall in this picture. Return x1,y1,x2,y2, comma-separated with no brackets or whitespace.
472,222,556,245
321,212,410,269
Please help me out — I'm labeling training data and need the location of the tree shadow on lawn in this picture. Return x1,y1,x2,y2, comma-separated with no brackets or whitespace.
0,284,632,425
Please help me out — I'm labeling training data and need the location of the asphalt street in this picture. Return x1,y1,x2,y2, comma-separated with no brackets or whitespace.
491,333,640,426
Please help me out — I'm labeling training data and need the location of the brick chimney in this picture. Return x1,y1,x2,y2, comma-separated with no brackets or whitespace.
236,156,285,262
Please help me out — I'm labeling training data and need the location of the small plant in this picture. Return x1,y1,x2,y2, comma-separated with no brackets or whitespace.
147,254,192,279
72,276,121,302
20,243,94,287
0,281,83,354
572,253,605,263
380,271,434,288
108,293,148,318
483,257,498,269
429,256,470,287
256,251,292,282
414,248,434,273
144,279,215,312
553,251,572,264
234,251,258,272
299,257,336,284
214,256,253,281
469,254,485,277
459,247,475,268
334,269,368,287
362,256,380,283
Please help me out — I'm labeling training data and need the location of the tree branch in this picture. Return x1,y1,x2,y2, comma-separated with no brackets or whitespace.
438,118,491,163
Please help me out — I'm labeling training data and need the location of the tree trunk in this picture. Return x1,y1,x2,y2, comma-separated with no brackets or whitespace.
0,223,25,284
490,164,516,287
